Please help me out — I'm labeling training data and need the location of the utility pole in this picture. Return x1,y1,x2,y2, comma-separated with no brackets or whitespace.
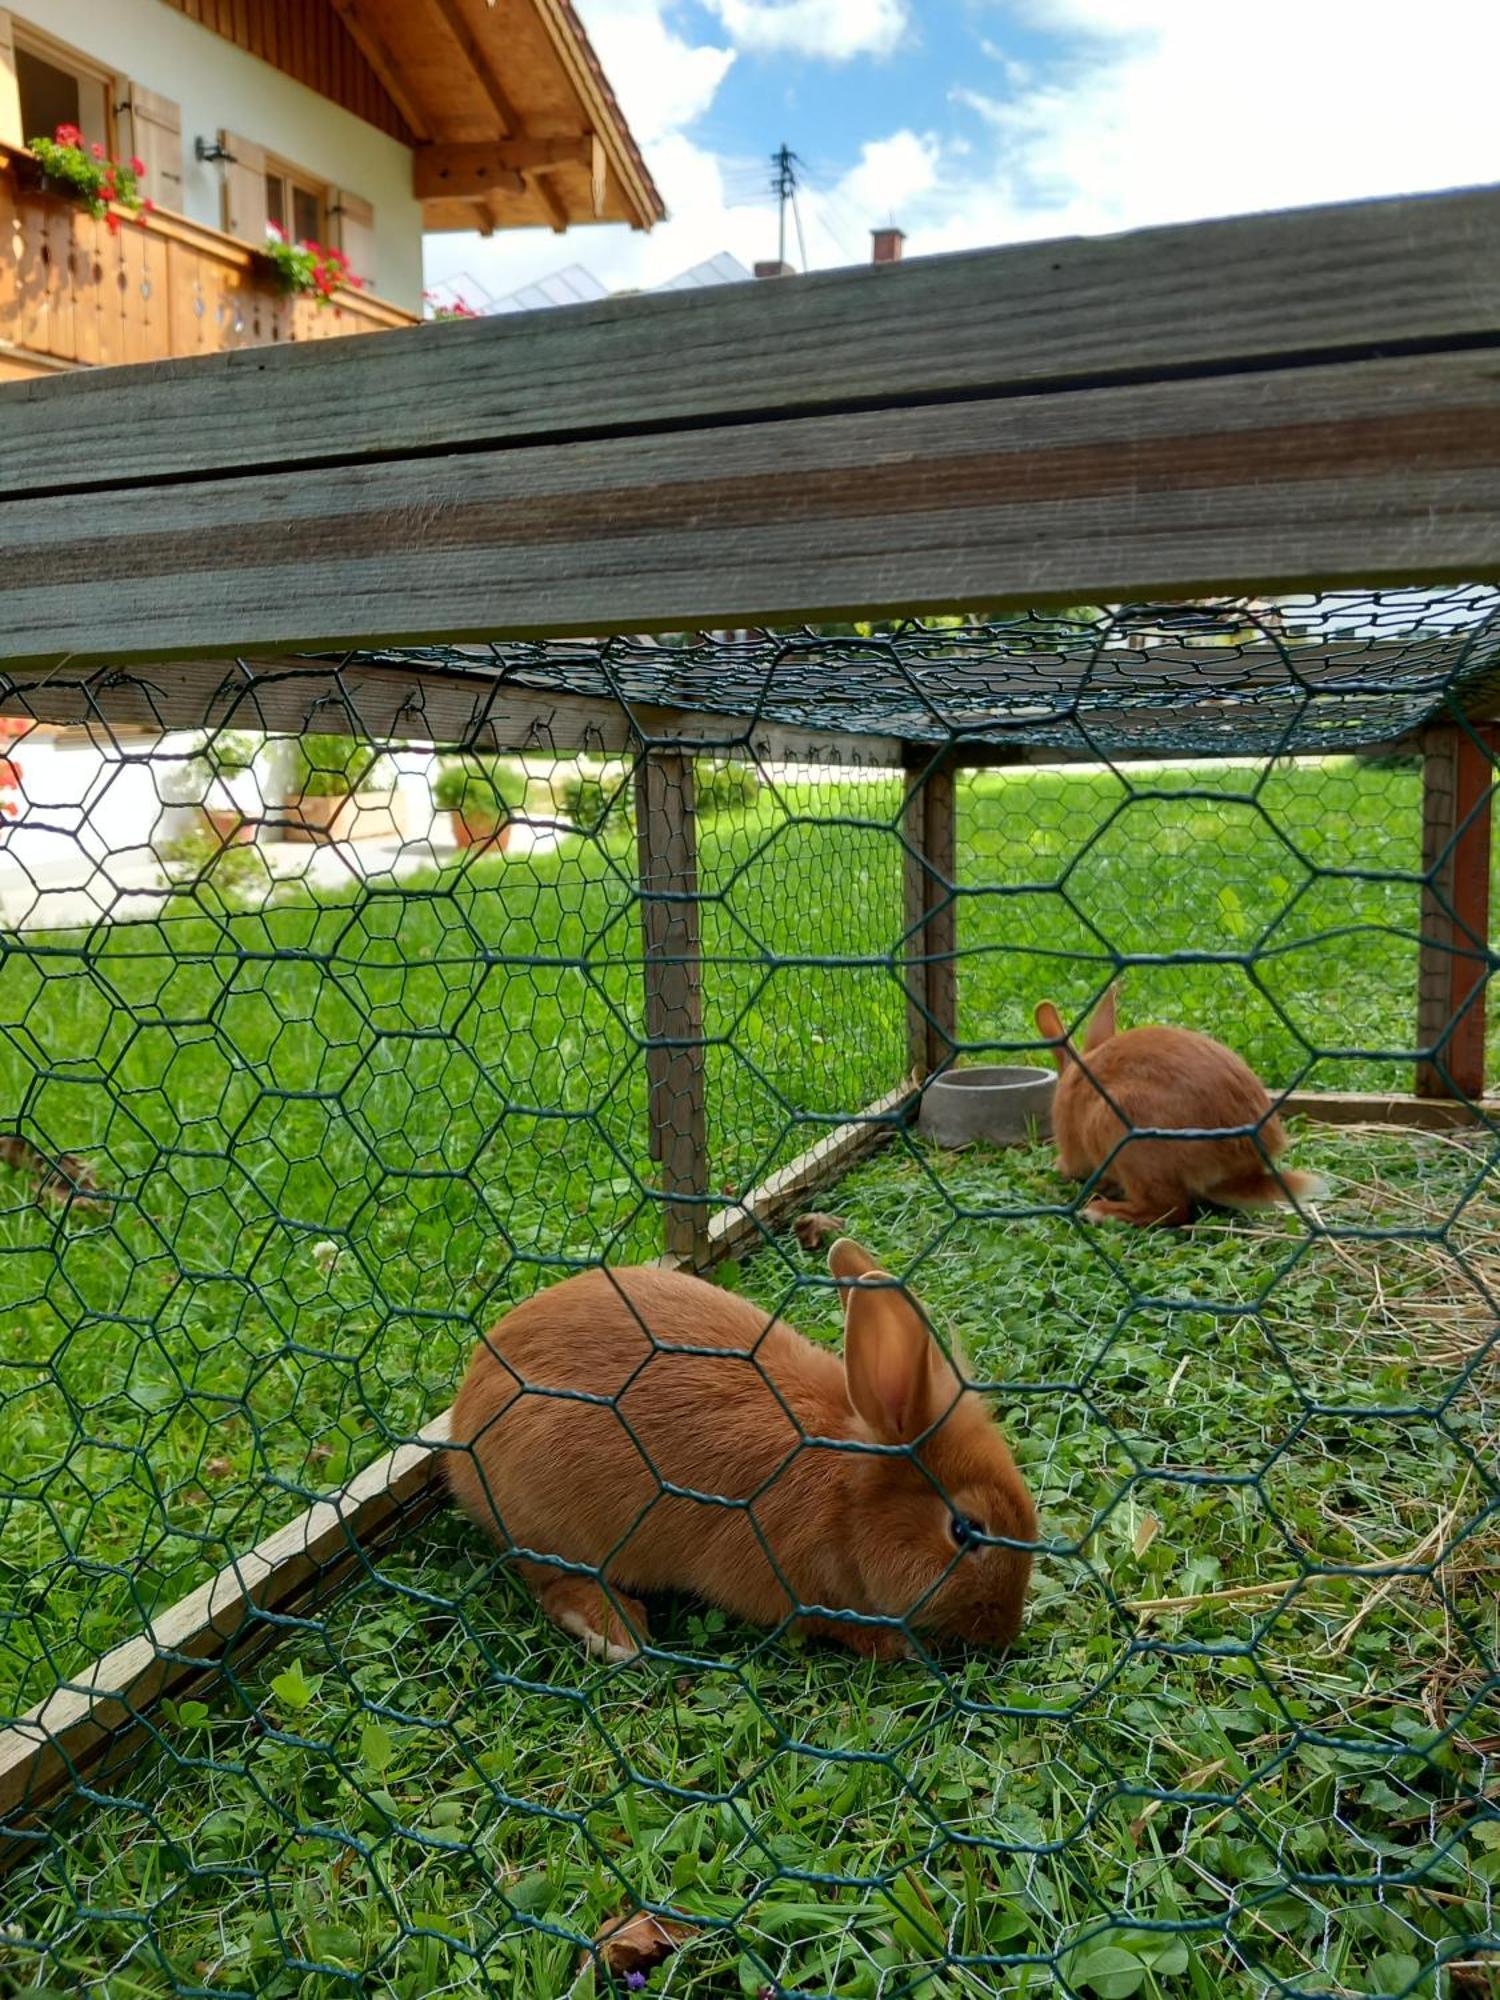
771,144,799,270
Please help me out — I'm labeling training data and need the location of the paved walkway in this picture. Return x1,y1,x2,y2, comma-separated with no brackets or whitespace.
0,822,558,931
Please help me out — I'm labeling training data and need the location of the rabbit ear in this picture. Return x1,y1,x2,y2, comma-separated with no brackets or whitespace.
1035,1000,1070,1073
828,1237,880,1281
843,1275,946,1444
1085,983,1118,1051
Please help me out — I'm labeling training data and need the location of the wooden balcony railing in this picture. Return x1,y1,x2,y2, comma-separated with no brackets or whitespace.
0,143,416,377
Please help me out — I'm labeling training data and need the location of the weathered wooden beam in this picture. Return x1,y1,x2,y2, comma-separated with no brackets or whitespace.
1416,722,1495,1100
0,656,904,767
1280,1089,1495,1130
925,765,957,1075
903,750,958,1078
414,138,593,200
636,752,708,1263
5,350,1500,666
5,183,1499,500
0,1081,915,1843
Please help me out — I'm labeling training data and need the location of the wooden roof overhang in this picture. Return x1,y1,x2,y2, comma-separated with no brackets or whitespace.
162,0,664,234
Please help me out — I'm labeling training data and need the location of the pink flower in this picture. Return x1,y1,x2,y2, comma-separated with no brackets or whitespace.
265,220,285,241
130,155,145,175
54,122,83,146
141,197,156,213
90,142,105,160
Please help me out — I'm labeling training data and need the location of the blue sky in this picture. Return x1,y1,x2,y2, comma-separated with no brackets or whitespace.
423,0,1500,308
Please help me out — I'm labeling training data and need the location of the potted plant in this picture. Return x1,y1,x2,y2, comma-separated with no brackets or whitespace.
158,732,260,843
284,734,394,844
260,222,366,305
433,756,516,852
28,123,151,234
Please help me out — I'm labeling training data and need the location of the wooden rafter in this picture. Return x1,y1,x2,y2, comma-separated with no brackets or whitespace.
428,0,521,136
530,167,570,233
327,0,433,141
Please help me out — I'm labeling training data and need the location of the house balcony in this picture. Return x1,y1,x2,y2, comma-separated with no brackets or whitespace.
0,142,416,379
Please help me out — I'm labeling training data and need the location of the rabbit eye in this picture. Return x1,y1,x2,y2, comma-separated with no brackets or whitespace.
949,1513,981,1549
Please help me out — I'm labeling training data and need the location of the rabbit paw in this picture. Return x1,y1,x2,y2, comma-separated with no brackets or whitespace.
541,1579,649,1663
794,1211,848,1251
797,1614,910,1661
1082,1194,1192,1229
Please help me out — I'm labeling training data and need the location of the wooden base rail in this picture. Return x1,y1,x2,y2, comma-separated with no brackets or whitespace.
0,1081,918,1846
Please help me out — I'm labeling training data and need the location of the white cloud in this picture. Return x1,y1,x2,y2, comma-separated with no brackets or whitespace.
937,0,1500,245
705,0,908,61
580,0,733,144
838,131,940,219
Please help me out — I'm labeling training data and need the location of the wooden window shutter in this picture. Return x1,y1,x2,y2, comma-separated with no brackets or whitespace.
220,129,267,242
124,84,182,211
0,12,22,149
329,189,376,290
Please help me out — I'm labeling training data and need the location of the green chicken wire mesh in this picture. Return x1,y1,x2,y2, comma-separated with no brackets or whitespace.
0,592,1496,1999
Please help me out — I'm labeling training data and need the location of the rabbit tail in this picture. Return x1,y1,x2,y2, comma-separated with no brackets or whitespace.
1212,1166,1328,1210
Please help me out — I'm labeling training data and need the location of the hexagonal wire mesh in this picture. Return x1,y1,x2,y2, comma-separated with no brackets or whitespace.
0,594,1496,1999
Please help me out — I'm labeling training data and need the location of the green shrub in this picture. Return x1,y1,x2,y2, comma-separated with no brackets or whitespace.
559,759,758,837
160,731,260,806
289,734,392,800
159,827,274,914
432,756,516,824
558,768,630,834
694,758,759,814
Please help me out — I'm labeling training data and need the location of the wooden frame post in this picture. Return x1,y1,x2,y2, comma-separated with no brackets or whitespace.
636,750,708,1263
1416,720,1495,1101
902,747,958,1079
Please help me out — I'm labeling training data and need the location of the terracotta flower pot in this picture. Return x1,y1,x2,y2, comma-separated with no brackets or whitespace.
450,811,513,853
284,791,397,844
205,808,256,846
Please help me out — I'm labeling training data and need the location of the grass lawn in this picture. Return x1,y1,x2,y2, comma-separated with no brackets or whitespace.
3,754,1495,1996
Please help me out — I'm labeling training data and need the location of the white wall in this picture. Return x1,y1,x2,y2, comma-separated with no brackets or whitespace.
16,0,423,311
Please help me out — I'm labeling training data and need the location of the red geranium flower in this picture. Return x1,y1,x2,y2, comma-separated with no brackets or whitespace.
130,155,145,174
90,141,105,159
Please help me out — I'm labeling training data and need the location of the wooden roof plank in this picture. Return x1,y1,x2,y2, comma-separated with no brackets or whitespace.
4,184,1499,500
3,348,1499,665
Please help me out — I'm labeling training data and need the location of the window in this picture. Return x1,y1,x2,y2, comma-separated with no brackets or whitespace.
265,159,325,245
14,26,111,153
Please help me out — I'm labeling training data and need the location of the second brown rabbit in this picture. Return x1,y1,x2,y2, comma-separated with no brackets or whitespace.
447,1240,1036,1663
1035,984,1324,1228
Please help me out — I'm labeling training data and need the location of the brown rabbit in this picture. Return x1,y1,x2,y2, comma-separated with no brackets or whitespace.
446,1241,1036,1663
1034,985,1325,1229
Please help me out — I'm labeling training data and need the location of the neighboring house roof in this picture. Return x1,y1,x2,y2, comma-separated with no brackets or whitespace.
650,252,754,292
472,252,751,315
156,0,664,235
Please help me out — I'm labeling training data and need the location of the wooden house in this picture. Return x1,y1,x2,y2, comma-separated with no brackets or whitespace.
0,0,662,377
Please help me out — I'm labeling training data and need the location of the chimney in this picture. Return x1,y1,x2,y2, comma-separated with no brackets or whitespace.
871,227,905,265
753,259,795,279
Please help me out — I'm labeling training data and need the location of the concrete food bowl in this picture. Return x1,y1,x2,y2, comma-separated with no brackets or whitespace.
916,1065,1055,1149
